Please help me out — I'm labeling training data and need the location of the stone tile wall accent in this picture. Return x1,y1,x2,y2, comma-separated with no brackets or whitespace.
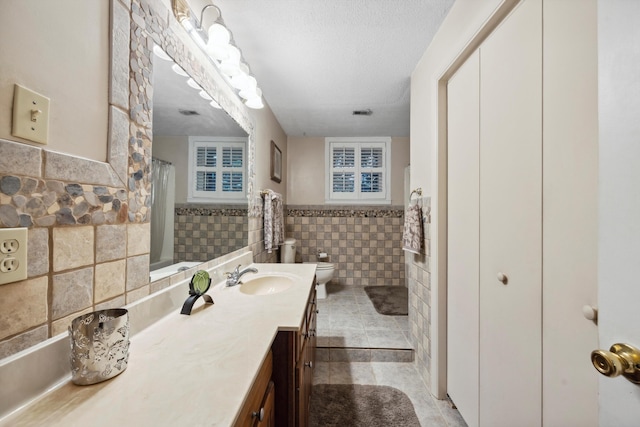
285,205,405,286
0,169,129,228
406,196,432,388
174,205,248,262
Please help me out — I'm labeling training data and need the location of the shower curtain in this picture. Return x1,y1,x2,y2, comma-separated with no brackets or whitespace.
150,158,174,264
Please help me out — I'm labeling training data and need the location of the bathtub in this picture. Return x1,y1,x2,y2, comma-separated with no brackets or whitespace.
149,261,202,282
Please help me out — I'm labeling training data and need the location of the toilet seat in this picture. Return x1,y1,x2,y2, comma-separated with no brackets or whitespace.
316,262,334,270
304,261,334,270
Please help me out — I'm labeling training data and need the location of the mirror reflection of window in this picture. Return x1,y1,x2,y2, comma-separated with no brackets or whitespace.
189,137,247,202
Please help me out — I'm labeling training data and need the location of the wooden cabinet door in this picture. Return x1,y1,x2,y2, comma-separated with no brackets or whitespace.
479,0,542,425
253,381,275,427
296,341,307,427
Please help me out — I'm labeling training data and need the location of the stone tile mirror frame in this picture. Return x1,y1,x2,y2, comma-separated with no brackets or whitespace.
0,0,256,359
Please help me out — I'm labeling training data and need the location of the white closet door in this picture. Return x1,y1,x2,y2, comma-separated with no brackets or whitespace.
479,0,542,425
446,50,480,427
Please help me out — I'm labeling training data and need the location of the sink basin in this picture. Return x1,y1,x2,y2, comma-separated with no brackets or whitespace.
240,274,295,295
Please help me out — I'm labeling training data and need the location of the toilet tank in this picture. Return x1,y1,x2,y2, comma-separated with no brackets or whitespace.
281,238,296,263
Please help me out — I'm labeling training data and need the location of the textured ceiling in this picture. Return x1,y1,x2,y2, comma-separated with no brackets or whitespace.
215,0,455,137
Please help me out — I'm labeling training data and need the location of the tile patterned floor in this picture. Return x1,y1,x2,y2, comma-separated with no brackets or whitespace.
317,283,412,350
313,283,468,427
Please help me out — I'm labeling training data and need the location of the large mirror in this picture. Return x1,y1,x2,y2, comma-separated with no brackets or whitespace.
149,48,249,281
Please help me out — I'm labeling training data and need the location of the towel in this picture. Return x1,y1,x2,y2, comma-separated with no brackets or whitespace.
263,190,284,253
402,203,423,254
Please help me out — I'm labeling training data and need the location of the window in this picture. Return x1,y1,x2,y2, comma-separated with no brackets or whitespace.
325,137,391,204
188,137,247,203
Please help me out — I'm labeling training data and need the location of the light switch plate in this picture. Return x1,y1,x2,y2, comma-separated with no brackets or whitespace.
12,84,50,145
0,228,28,286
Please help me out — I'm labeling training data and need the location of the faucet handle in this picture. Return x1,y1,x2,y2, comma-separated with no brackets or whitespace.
224,265,242,277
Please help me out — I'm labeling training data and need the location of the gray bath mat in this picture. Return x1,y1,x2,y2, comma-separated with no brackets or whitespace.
364,286,408,315
309,384,420,427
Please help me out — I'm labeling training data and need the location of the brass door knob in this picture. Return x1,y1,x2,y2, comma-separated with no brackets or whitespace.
591,343,640,384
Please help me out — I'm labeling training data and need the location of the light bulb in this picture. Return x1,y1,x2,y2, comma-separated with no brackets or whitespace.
208,23,230,45
230,63,251,90
239,76,258,99
199,90,212,101
171,63,189,77
207,24,231,61
245,97,264,109
186,78,202,90
152,45,172,61
219,45,241,76
245,88,264,109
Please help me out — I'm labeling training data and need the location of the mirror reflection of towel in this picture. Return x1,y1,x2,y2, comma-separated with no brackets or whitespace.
263,190,284,253
402,204,423,254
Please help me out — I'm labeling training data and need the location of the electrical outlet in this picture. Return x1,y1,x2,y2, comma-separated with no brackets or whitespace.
0,228,28,285
1,239,19,254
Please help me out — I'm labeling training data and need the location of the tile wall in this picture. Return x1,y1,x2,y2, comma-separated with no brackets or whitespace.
284,205,405,286
406,196,432,387
173,204,248,262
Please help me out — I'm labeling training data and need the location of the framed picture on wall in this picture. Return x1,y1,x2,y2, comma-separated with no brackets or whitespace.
270,140,282,183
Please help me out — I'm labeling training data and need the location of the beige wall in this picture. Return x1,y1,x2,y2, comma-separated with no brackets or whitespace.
0,0,109,162
253,103,288,200
286,136,409,205
286,136,325,204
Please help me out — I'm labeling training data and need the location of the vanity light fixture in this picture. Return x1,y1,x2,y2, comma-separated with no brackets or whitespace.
172,0,265,109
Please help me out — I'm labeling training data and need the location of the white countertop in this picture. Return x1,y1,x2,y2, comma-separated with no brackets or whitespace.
0,263,316,427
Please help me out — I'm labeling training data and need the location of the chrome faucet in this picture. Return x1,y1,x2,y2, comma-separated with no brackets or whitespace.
225,264,258,287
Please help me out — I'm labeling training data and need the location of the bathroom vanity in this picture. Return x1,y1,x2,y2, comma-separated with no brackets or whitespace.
0,262,317,427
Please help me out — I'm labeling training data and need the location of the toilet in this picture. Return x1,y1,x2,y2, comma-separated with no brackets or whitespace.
280,238,334,299
312,262,334,299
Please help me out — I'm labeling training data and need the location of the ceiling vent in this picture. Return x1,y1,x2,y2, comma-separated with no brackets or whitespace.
178,109,200,116
352,109,373,116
